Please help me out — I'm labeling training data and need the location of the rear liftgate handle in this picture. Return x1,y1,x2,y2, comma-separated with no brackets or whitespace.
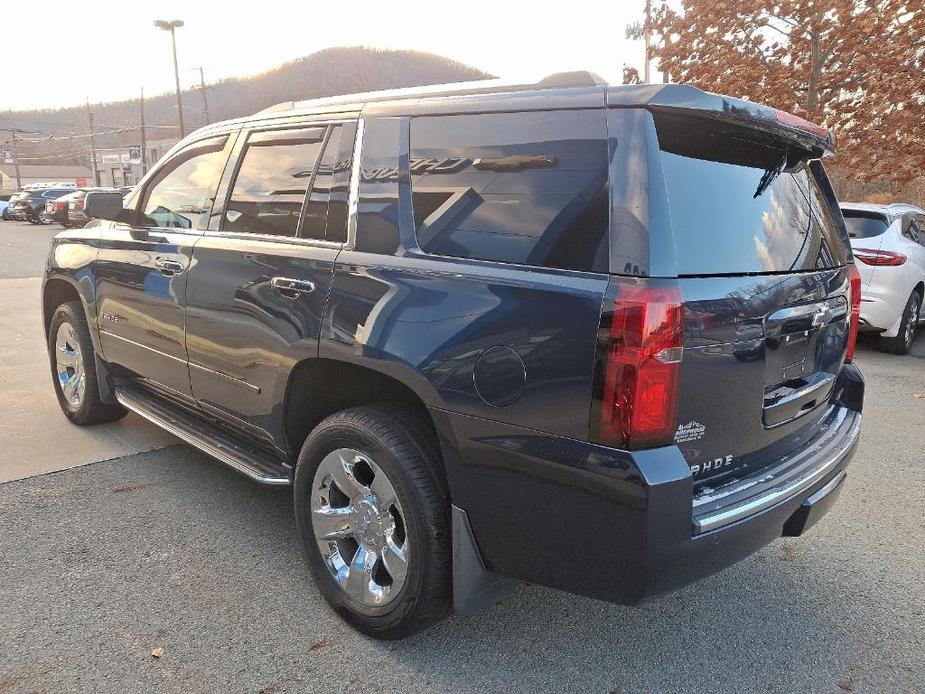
270,276,316,299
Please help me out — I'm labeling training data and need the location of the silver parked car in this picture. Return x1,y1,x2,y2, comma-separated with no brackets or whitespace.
841,202,925,354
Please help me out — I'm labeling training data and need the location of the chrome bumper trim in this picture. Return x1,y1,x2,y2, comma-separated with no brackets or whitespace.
693,413,861,534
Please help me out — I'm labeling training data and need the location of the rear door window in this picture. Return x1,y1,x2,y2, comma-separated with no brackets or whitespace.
224,127,325,237
843,210,890,239
656,115,848,275
409,110,609,272
301,125,343,241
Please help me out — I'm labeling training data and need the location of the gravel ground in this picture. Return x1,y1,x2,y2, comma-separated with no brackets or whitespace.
0,343,923,694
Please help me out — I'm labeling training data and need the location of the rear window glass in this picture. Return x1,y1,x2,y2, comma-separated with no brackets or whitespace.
842,210,889,239
410,110,609,272
656,116,848,275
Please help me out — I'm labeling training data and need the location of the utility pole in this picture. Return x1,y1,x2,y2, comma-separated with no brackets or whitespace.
193,66,212,124
625,1,654,83
643,0,652,83
140,87,148,175
11,131,22,190
86,99,99,186
1,127,36,191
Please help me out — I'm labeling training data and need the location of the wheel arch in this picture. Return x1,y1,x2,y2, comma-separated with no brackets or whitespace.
42,273,103,354
283,357,443,471
42,276,84,337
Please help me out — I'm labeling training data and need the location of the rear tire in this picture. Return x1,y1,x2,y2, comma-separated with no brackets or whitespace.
48,301,127,425
293,404,451,639
879,290,921,355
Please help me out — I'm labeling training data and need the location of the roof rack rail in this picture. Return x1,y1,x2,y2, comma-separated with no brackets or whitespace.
535,71,607,89
257,71,609,115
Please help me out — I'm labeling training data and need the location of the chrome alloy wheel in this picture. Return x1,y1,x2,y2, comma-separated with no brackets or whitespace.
55,322,85,411
310,448,409,607
904,295,919,347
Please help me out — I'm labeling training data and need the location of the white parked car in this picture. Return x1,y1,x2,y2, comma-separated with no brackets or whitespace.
841,202,925,354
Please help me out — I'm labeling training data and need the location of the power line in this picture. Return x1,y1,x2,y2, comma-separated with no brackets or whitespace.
17,150,91,161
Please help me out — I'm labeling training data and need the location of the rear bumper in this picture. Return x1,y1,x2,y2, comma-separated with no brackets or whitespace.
859,294,904,334
433,364,863,606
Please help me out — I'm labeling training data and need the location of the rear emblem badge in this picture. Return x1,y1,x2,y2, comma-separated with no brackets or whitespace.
690,455,734,476
675,421,706,443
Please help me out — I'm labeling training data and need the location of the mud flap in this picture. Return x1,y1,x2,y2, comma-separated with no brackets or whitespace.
452,505,519,616
94,354,118,405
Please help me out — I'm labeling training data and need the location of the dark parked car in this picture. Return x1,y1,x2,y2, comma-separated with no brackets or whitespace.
13,187,74,223
42,73,864,639
44,188,119,228
45,191,79,227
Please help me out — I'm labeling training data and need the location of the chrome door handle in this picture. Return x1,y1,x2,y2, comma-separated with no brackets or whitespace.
270,277,316,297
154,258,184,275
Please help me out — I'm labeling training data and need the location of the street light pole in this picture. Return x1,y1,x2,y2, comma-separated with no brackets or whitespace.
154,19,186,139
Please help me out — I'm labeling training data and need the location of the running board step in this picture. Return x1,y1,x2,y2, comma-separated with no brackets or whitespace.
114,386,291,487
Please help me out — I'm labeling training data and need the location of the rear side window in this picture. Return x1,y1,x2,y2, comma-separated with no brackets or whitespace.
409,110,609,272
842,210,890,239
656,115,848,275
224,127,325,237
915,215,925,248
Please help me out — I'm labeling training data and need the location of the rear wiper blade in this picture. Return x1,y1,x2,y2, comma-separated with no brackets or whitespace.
753,154,787,198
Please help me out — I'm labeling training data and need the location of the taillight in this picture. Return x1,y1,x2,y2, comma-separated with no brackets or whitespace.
846,264,862,362
55,202,65,211
598,283,684,449
853,248,906,266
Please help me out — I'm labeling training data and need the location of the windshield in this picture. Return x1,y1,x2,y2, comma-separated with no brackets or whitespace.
842,210,890,239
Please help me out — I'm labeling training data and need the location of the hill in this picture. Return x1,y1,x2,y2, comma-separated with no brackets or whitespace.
1,47,493,163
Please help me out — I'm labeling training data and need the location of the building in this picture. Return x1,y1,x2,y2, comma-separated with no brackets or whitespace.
0,164,94,195
92,138,179,188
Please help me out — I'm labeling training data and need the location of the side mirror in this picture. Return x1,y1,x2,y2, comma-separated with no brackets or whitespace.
84,191,128,222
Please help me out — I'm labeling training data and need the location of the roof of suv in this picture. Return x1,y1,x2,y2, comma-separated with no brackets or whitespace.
171,71,834,163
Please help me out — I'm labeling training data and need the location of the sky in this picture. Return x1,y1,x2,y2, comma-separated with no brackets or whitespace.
2,0,654,112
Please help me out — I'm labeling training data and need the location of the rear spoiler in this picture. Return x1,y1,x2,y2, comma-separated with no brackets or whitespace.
607,84,835,158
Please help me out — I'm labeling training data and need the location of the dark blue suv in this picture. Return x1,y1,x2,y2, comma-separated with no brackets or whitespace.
42,72,864,639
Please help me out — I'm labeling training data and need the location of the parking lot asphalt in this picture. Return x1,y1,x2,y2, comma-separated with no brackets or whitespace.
0,219,923,693
0,221,176,483
0,219,62,279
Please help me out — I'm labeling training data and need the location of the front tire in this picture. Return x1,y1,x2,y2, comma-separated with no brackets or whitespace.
293,404,451,639
880,290,921,355
47,301,127,425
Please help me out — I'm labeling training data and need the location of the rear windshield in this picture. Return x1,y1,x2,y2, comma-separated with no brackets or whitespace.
656,114,848,275
842,210,889,239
